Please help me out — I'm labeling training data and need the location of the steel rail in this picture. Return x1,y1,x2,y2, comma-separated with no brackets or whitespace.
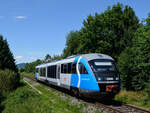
96,102,124,113
122,104,150,113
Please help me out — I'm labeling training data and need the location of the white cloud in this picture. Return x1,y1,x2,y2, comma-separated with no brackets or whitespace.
15,16,27,19
16,56,23,60
30,57,37,61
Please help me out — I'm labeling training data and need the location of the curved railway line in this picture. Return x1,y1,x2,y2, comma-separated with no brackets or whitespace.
23,75,150,113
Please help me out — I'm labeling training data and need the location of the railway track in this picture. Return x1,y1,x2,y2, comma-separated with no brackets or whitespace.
96,102,150,113
23,75,150,113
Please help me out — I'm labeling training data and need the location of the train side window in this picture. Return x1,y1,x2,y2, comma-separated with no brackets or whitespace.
50,66,52,77
58,65,60,79
47,66,50,77
40,68,45,77
64,64,67,73
53,65,56,78
68,63,71,74
79,63,88,74
51,66,53,78
61,64,64,73
39,68,42,76
41,68,43,76
48,66,52,78
72,63,76,74
47,65,56,78
43,68,46,76
54,65,56,78
83,64,88,74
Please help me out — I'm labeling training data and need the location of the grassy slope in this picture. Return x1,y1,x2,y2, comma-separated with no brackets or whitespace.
1,81,85,113
21,72,34,78
20,72,150,111
115,90,150,110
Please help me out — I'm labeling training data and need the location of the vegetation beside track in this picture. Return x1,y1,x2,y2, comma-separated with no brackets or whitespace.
115,90,150,110
21,72,34,78
1,81,53,113
1,79,103,113
22,72,150,111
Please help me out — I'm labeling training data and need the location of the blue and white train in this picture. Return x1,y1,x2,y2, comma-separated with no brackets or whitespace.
35,53,121,99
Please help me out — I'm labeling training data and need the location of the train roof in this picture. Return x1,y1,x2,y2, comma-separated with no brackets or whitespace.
79,53,114,61
36,53,114,68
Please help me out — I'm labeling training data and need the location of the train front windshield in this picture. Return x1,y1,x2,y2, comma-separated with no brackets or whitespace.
88,59,119,81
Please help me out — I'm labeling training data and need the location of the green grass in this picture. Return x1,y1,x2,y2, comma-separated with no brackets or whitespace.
114,90,150,110
1,82,53,113
1,80,100,113
35,85,84,113
20,72,150,111
21,72,34,78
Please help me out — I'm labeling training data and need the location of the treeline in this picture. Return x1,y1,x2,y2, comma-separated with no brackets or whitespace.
23,3,150,92
0,36,20,92
63,3,150,91
22,54,63,73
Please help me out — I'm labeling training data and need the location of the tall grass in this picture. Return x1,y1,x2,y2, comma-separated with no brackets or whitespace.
1,81,84,113
0,69,20,92
1,82,52,113
115,90,150,109
21,72,34,78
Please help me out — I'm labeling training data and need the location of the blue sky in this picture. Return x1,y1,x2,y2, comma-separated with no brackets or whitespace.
0,0,150,64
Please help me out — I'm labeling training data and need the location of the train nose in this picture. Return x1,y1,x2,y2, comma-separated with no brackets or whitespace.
106,85,119,93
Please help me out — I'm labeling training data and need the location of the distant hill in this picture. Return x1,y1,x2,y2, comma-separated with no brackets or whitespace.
17,63,26,69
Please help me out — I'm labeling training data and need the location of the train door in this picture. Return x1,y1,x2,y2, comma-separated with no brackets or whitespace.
57,64,61,86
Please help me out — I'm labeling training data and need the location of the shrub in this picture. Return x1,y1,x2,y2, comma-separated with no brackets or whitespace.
0,69,20,92
118,25,150,91
145,81,150,101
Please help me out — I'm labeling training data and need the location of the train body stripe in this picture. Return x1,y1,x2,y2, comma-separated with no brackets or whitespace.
77,56,82,88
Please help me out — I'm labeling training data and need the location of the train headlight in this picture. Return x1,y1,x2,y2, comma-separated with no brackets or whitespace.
116,77,119,80
98,77,101,81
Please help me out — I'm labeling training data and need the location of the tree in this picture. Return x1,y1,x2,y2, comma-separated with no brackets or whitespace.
51,54,63,61
0,35,18,72
0,35,20,92
78,3,139,60
145,13,150,26
63,31,81,58
44,54,51,63
63,3,139,61
24,59,43,73
118,21,150,90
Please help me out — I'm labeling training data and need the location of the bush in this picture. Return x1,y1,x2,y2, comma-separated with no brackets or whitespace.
145,81,150,101
118,25,150,91
0,69,20,92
